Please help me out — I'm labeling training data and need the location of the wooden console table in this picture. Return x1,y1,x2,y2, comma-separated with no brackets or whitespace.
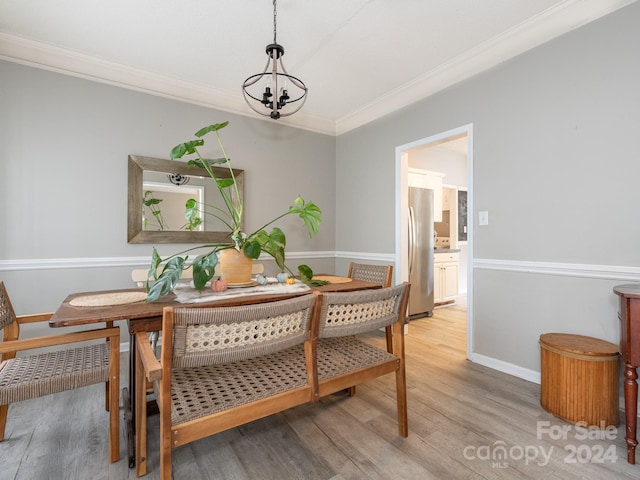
614,283,640,464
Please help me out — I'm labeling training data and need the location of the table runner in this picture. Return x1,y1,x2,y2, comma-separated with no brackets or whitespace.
69,291,148,307
312,275,352,284
173,278,311,304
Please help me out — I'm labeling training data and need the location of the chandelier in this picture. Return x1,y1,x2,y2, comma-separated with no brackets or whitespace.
166,173,190,186
242,0,307,119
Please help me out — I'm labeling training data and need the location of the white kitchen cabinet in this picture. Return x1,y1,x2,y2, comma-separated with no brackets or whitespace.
434,251,459,304
408,168,445,221
442,187,451,211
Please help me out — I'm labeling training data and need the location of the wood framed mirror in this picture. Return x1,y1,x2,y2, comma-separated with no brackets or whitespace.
127,155,244,243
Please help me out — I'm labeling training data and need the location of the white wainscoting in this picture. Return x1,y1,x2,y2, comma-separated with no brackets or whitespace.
0,251,337,272
474,258,640,282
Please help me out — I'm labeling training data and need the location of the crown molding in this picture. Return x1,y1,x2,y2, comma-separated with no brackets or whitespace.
1,0,634,137
334,0,636,135
0,32,336,136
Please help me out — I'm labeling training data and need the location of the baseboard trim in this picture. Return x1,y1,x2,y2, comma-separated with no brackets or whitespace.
469,352,541,385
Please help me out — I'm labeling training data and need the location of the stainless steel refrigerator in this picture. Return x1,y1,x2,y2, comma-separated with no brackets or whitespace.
408,186,435,318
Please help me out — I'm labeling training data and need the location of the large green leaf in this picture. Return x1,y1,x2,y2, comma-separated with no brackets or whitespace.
268,227,286,245
192,251,218,290
184,216,202,231
185,198,199,219
289,197,322,236
170,139,204,159
216,178,234,189
195,121,229,137
187,157,229,168
243,241,262,259
183,198,201,230
253,228,286,270
148,247,162,283
298,264,313,282
147,256,186,301
298,264,328,286
143,197,162,206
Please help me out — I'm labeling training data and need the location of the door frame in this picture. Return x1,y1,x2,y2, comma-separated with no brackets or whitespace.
395,124,474,359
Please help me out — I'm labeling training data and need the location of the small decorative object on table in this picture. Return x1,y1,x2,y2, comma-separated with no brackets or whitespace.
277,272,290,283
210,279,228,292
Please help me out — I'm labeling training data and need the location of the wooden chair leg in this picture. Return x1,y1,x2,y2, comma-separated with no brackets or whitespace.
108,382,120,462
106,332,114,412
109,337,120,463
157,367,173,480
346,386,356,396
393,320,408,437
385,325,393,353
0,404,8,441
135,349,148,476
159,413,172,480
395,363,408,437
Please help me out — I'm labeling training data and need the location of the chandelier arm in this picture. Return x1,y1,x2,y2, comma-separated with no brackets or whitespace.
242,56,272,88
276,59,307,91
276,75,307,102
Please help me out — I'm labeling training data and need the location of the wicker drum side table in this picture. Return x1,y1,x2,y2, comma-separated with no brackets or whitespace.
539,333,620,427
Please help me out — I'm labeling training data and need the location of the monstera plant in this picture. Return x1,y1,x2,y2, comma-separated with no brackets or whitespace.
145,121,324,301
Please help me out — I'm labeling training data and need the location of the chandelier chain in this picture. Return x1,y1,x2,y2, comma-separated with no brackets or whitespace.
272,0,277,44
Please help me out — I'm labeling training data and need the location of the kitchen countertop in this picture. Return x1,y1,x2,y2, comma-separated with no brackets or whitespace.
434,248,461,253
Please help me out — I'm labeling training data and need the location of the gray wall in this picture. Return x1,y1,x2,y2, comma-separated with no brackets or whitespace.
0,62,336,343
336,2,640,379
2,2,640,378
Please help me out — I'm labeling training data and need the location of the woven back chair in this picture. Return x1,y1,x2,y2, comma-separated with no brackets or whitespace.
316,282,410,437
347,262,394,352
0,281,120,463
135,293,319,479
347,262,394,288
131,264,266,355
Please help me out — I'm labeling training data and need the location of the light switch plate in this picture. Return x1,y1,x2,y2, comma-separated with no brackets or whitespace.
479,211,489,226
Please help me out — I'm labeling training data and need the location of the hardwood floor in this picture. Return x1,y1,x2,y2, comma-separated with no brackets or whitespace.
2,300,638,479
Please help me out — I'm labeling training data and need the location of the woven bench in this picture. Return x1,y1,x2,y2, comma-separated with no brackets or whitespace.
135,283,410,479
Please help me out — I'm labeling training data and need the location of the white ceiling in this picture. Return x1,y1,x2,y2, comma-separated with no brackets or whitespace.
0,0,635,135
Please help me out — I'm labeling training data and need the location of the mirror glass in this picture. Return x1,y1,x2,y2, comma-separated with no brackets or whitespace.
128,155,244,243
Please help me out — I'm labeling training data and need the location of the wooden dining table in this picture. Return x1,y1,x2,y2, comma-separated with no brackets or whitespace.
48,276,381,468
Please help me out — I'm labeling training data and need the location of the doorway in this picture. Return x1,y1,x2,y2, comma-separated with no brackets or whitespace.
395,124,473,359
